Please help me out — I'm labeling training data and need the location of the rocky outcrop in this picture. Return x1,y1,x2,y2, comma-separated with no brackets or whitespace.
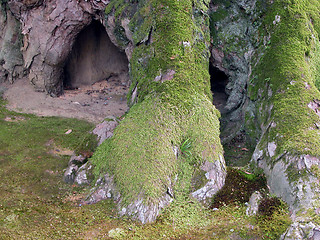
209,0,262,143
0,3,24,83
64,20,128,88
6,0,128,96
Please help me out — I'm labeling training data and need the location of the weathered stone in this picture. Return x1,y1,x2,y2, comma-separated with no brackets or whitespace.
119,194,173,224
192,155,226,206
92,118,118,145
63,164,78,184
74,162,92,185
85,173,120,204
209,1,259,142
246,191,262,216
267,142,277,158
6,0,130,96
0,3,24,83
64,20,128,88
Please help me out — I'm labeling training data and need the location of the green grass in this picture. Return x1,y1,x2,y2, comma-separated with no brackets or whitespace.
0,98,291,239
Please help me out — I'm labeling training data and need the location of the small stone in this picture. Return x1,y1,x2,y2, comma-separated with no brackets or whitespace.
267,142,277,158
246,191,262,216
65,129,72,134
64,164,78,183
74,169,88,185
108,228,126,238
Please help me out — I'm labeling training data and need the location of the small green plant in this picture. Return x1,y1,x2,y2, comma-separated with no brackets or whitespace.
180,138,192,158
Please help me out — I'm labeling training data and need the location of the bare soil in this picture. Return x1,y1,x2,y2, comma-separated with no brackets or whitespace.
1,76,129,123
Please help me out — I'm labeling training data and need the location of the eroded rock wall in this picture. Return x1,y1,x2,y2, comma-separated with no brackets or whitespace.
6,0,129,96
209,0,264,143
0,2,24,83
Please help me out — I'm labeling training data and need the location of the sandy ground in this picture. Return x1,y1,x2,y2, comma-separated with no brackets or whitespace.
1,77,129,124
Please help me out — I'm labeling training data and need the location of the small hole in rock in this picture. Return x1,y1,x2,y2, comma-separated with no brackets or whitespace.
209,64,229,112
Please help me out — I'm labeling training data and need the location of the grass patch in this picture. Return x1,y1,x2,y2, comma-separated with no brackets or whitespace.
0,97,291,239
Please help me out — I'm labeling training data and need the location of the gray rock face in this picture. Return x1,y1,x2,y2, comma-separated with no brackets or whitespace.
92,118,118,145
253,146,320,239
209,1,260,142
0,3,24,83
63,163,78,184
119,194,173,224
64,154,86,184
192,155,226,206
64,20,128,88
85,173,120,204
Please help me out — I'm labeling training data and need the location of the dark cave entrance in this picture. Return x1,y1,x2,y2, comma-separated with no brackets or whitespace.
209,63,253,168
209,64,229,113
63,20,129,89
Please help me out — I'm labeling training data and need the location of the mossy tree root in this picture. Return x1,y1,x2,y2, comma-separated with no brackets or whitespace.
249,0,320,238
90,0,226,223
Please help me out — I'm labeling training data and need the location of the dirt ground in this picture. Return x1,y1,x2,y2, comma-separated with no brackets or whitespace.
1,76,129,123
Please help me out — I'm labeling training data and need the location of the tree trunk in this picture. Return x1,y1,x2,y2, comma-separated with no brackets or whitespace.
89,0,226,223
249,1,320,238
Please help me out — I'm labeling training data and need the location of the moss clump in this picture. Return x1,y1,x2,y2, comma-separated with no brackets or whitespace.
258,196,281,216
310,164,320,180
92,93,222,205
211,168,266,208
256,197,291,239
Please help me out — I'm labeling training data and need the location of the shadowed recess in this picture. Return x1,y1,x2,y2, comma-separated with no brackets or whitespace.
209,64,229,112
63,20,129,89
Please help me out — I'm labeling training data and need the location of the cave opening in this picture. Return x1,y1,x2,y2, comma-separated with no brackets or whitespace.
209,64,229,113
63,20,129,89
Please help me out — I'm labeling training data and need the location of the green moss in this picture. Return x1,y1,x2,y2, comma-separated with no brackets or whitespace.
92,93,222,205
0,96,290,239
158,195,209,231
191,169,207,191
92,0,223,207
74,133,98,156
256,200,291,239
211,168,267,208
249,0,320,157
105,0,126,15
129,2,154,45
310,164,320,179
